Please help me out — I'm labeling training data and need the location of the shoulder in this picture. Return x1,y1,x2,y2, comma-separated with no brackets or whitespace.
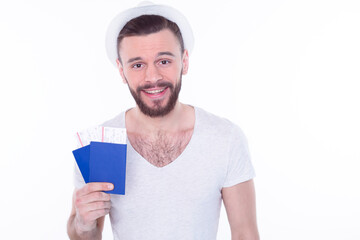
194,106,245,138
100,110,126,128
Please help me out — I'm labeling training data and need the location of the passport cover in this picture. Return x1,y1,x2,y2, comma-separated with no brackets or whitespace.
72,145,90,183
72,141,127,195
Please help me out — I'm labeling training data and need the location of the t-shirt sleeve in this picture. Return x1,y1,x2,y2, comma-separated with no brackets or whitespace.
73,162,86,189
222,125,256,188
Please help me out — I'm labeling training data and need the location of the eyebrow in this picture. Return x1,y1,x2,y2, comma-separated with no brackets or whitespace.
157,51,175,58
127,57,142,64
126,51,176,64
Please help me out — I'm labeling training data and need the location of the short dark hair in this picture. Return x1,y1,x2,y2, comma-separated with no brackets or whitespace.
117,15,185,63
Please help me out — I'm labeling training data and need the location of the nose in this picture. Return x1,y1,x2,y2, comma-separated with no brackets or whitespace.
145,64,162,83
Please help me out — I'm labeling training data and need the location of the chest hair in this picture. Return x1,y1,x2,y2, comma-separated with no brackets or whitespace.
128,130,193,167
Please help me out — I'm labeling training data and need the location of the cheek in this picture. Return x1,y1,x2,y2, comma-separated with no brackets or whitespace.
123,69,143,84
160,66,182,79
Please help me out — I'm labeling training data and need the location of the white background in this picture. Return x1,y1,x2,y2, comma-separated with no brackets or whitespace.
0,0,359,239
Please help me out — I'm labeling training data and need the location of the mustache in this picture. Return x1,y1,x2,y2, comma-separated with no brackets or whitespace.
136,81,174,92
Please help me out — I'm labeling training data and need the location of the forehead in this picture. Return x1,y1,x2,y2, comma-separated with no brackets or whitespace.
119,29,182,61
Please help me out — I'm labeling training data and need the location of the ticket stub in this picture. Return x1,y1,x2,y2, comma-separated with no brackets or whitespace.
76,126,127,148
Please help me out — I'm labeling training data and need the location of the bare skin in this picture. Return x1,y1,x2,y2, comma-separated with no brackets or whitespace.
222,180,260,240
67,183,113,240
126,103,194,167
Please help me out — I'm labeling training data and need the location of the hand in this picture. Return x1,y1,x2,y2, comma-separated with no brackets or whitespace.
74,182,114,234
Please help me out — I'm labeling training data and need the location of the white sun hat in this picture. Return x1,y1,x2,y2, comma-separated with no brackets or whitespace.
105,1,195,68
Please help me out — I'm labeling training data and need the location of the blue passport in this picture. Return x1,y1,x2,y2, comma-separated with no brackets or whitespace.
72,141,127,195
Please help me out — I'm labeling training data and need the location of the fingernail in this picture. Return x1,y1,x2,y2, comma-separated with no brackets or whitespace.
108,184,114,190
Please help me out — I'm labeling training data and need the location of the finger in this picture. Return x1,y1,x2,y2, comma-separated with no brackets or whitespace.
77,208,111,227
85,208,111,222
77,191,111,205
79,200,112,213
76,182,114,197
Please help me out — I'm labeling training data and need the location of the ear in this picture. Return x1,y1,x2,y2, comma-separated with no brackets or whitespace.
181,50,189,75
116,58,128,84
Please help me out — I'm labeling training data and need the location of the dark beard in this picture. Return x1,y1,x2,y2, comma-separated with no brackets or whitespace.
126,75,182,118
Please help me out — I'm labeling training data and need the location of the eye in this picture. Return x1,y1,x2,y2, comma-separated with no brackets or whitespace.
159,60,171,65
132,63,144,69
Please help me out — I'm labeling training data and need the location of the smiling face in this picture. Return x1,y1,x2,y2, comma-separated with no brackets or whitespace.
117,29,189,117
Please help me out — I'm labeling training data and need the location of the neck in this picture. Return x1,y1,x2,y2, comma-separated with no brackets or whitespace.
127,101,191,134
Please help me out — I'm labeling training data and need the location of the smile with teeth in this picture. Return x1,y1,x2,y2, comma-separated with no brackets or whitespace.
143,88,166,94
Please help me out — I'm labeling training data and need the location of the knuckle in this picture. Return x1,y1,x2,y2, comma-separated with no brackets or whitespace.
101,208,110,216
87,183,94,192
105,202,111,210
97,192,104,199
75,198,82,206
103,193,111,201
97,201,105,209
106,195,111,201
75,189,82,198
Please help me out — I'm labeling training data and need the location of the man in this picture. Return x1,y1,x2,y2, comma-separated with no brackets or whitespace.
67,2,259,240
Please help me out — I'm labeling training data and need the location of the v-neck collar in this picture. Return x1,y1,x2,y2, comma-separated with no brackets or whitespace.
123,106,198,169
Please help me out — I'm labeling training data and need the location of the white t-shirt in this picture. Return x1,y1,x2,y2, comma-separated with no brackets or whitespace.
74,106,255,240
